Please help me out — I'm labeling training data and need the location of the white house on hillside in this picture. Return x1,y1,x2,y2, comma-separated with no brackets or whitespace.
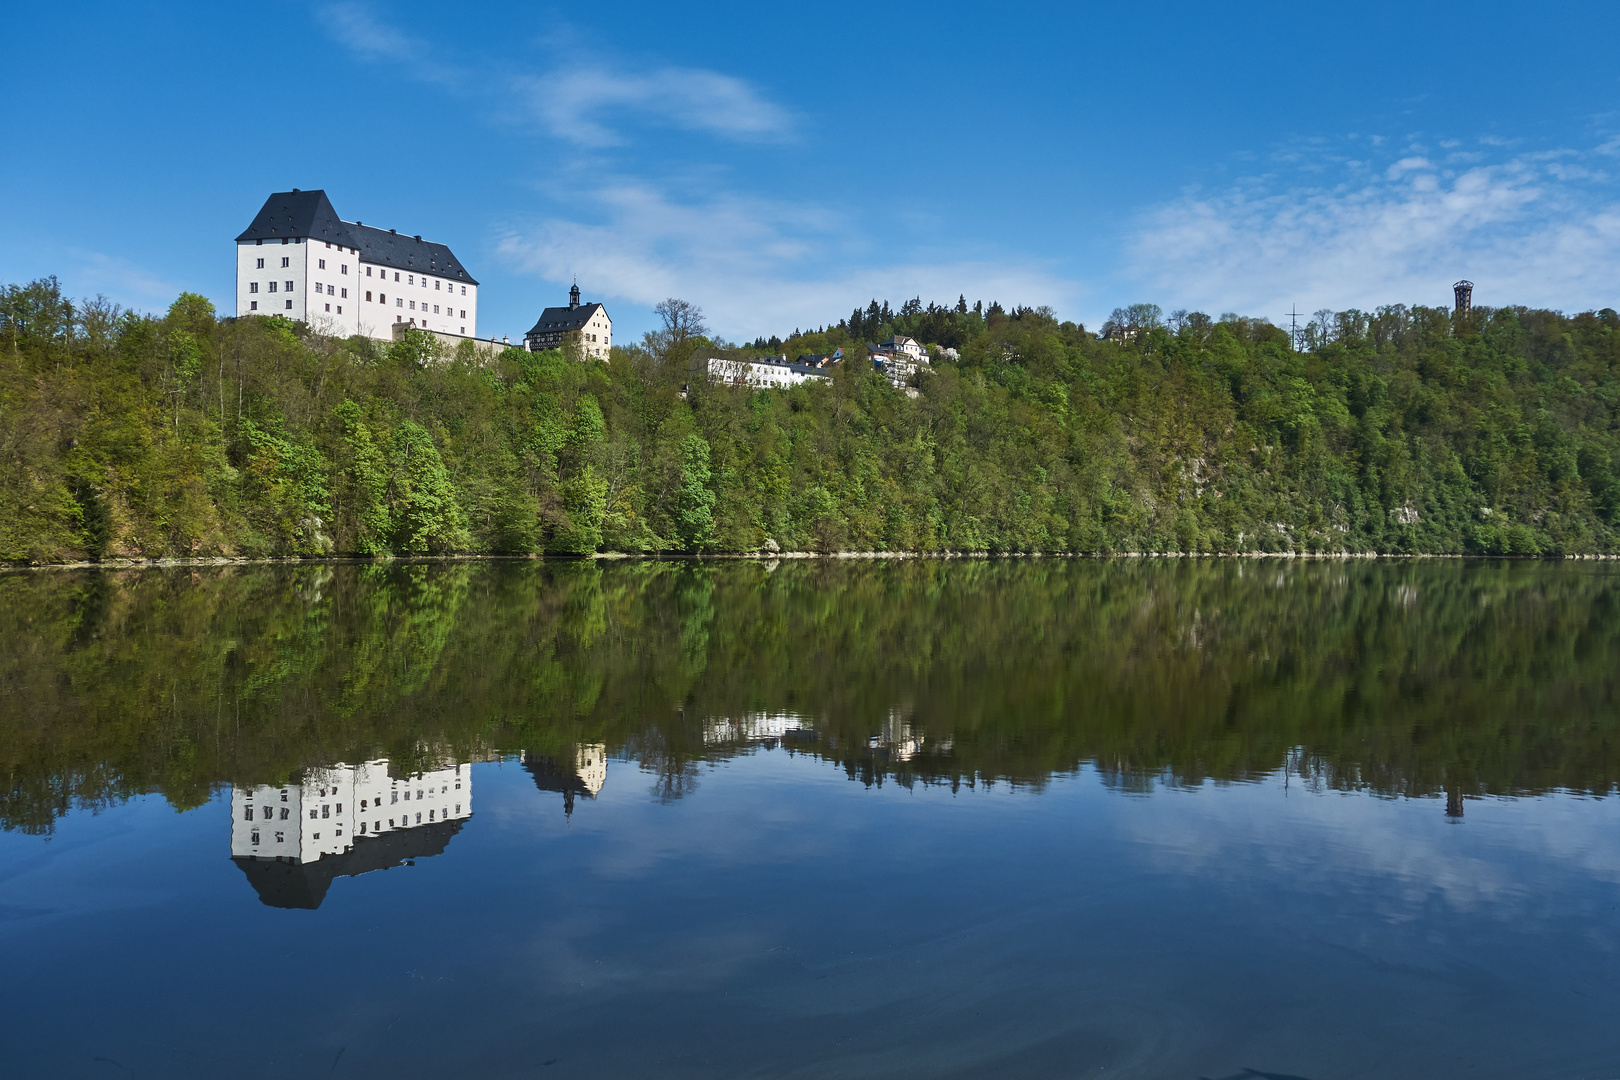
235,189,481,343
708,356,832,389
869,334,931,390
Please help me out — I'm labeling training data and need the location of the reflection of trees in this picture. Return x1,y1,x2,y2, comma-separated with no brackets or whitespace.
4,558,1620,831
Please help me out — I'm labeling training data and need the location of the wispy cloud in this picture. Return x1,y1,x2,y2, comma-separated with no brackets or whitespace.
494,181,1078,340
513,67,795,147
69,250,181,312
320,2,458,83
1124,139,1620,320
320,3,792,147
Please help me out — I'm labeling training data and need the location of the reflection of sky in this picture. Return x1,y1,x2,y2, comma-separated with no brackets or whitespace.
3,749,1618,1077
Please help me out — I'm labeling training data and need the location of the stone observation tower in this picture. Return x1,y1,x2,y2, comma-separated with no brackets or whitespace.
1454,280,1474,319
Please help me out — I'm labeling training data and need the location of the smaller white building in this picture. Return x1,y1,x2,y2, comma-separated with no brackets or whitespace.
708,356,831,389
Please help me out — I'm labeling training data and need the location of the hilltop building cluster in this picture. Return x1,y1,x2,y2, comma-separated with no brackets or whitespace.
234,190,947,389
235,189,612,357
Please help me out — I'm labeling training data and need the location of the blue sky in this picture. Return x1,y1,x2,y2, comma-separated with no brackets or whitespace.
3,1,1619,343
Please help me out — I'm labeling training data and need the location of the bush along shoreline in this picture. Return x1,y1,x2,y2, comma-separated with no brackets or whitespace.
4,278,1619,563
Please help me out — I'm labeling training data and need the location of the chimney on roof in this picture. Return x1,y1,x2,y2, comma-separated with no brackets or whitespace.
414,235,421,241
569,283,581,310
390,228,396,234
292,188,300,193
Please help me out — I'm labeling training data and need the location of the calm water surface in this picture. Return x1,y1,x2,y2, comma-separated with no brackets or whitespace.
1,559,1617,1078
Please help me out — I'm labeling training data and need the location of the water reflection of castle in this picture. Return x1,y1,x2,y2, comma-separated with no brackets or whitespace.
230,760,472,909
522,744,606,817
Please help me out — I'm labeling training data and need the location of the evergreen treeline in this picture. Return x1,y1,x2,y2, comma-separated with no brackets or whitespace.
4,559,1618,833
4,276,1619,561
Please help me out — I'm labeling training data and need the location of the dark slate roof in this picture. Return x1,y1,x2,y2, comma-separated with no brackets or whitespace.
235,188,350,244
232,819,465,909
235,189,477,284
350,223,477,284
526,302,607,337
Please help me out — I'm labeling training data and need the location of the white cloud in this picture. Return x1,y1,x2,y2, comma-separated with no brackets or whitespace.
68,250,182,312
320,2,457,83
1126,141,1620,320
495,181,1079,340
513,67,795,147
320,4,791,147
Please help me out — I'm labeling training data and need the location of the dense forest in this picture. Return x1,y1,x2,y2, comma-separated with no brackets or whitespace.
3,276,1619,561
5,559,1618,833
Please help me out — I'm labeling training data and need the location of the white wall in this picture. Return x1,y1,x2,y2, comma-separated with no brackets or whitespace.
236,234,479,343
366,264,478,342
235,238,310,322
306,238,363,337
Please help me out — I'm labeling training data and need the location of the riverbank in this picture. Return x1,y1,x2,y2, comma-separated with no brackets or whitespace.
6,548,1619,572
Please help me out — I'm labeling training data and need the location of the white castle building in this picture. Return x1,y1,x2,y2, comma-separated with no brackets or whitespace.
234,189,480,343
230,759,471,908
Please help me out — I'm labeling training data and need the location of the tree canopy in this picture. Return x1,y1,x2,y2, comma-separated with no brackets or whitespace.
3,277,1618,560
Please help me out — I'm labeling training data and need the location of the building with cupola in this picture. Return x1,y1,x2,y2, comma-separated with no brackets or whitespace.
524,284,613,358
234,188,481,343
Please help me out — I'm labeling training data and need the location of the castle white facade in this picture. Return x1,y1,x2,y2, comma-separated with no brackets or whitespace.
230,759,471,863
235,189,480,343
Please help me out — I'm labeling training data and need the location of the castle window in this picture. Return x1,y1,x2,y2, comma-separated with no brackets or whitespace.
360,822,366,833
281,257,290,268
268,281,277,292
396,298,403,307
243,806,253,821
407,275,414,285
460,310,465,318
366,292,372,302
340,288,347,299
394,272,400,282
409,301,415,310
336,306,342,314
435,280,440,290
341,265,348,275
255,258,264,269
365,266,372,276
309,809,316,819
318,259,326,270
280,807,288,819
249,301,257,310
274,831,284,843
251,831,259,845
286,281,294,292
433,305,439,314
324,303,330,313
249,282,258,294
281,238,288,245
461,286,466,295
256,239,262,246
